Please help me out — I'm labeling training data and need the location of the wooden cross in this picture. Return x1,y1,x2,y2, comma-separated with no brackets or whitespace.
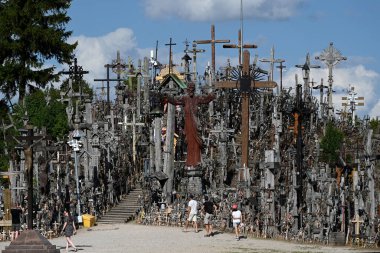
118,111,145,163
194,24,230,76
223,29,256,65
351,213,364,235
213,50,277,180
165,38,176,75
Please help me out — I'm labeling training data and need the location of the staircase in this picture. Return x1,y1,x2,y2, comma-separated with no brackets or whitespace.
97,187,142,224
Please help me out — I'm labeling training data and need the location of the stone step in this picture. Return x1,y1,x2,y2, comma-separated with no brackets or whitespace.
97,188,142,224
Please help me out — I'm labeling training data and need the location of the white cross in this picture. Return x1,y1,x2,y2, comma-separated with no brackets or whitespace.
119,112,144,163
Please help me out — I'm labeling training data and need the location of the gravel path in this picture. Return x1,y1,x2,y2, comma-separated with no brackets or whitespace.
0,223,379,253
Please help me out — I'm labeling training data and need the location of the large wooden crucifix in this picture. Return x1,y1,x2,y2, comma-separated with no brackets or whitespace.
194,24,230,76
214,50,276,181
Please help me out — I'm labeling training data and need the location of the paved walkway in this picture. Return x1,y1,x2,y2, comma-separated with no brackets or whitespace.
0,223,379,253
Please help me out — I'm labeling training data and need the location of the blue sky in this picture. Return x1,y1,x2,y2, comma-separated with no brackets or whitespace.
65,0,379,118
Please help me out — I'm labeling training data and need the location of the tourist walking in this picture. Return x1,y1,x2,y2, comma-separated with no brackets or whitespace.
202,195,215,237
231,204,242,241
183,194,198,233
62,210,78,252
10,202,23,241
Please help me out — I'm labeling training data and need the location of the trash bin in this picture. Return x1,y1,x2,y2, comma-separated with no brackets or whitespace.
82,214,95,228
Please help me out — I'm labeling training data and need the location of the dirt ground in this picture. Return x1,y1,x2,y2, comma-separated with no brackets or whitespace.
1,223,379,253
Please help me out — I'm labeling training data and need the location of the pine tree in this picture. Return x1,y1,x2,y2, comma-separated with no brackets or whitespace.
0,0,77,104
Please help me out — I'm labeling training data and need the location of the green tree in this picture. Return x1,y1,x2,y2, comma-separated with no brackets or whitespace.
0,0,77,104
320,122,345,165
12,88,69,140
369,118,379,134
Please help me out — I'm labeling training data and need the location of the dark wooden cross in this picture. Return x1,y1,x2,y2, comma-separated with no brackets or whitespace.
223,29,257,66
194,24,230,76
214,50,277,181
94,51,127,113
61,58,89,98
165,38,176,75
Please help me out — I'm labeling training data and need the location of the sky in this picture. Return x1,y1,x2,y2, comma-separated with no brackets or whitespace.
64,0,380,118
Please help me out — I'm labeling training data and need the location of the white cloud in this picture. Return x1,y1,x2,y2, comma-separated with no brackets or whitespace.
66,28,138,90
60,27,380,121
281,64,380,119
142,0,305,21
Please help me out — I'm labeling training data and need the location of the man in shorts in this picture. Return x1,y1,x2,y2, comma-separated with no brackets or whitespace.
183,194,198,232
10,203,23,241
203,195,215,237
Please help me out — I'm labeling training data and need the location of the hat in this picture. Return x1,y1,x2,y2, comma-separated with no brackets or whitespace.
232,204,238,209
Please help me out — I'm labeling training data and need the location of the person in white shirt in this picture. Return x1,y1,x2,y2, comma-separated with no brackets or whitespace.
183,194,198,232
231,204,242,240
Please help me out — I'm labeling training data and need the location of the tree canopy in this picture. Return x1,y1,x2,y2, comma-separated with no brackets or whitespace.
320,122,345,165
0,0,77,104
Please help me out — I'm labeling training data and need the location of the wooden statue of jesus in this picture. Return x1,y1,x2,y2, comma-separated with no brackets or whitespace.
166,83,215,168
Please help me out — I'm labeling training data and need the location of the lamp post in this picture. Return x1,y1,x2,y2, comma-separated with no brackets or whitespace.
67,130,83,222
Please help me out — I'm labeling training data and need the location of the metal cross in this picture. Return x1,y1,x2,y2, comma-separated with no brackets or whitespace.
61,58,89,83
60,58,89,100
315,42,347,119
295,53,320,99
